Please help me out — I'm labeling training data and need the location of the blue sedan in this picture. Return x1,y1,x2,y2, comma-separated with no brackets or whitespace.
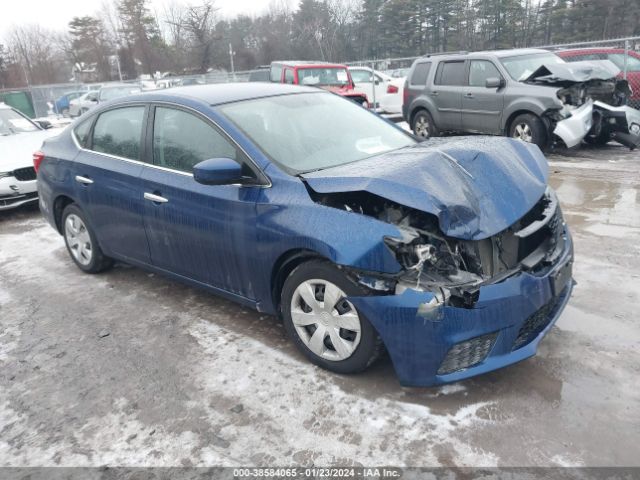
35,83,573,386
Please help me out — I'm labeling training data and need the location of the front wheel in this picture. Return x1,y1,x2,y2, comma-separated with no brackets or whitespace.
62,204,113,273
281,260,383,374
509,113,548,149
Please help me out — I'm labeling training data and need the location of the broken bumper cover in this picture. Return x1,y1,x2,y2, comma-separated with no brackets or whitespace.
553,99,593,148
348,233,574,387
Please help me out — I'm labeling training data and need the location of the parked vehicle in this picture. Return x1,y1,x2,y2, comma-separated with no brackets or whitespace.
379,77,406,115
0,103,60,211
348,66,392,110
54,91,86,116
403,48,639,149
270,61,369,107
69,84,143,117
36,83,574,386
558,48,640,108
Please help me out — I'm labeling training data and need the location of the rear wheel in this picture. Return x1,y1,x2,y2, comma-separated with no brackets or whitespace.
62,204,113,273
509,113,548,149
281,260,383,374
412,110,439,139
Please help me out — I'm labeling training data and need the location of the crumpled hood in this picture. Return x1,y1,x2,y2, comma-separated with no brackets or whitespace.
0,128,63,172
524,59,620,84
302,137,548,240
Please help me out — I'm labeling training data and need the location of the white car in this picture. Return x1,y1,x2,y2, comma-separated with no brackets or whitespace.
349,66,405,114
0,104,61,211
348,67,393,110
69,91,98,117
69,84,143,117
378,76,406,115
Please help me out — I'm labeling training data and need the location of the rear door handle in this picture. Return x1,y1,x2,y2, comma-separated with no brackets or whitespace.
75,175,93,185
144,192,168,204
430,91,439,96
465,93,474,98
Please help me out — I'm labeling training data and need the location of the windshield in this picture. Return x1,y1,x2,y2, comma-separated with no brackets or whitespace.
0,108,39,135
217,92,415,174
99,87,141,101
500,53,566,81
298,68,350,87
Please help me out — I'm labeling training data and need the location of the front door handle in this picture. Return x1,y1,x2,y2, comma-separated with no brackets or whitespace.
75,175,93,185
430,91,439,97
144,192,168,204
464,93,474,98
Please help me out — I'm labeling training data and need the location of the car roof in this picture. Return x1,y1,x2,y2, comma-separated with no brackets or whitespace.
123,82,321,106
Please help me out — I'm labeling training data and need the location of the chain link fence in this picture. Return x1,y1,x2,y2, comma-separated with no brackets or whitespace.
4,36,639,118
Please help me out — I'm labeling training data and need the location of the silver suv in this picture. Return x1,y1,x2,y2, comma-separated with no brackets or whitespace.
403,49,597,150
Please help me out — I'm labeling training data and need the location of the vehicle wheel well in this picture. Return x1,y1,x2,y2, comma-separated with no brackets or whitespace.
505,110,541,135
271,249,324,313
409,107,427,127
53,195,75,234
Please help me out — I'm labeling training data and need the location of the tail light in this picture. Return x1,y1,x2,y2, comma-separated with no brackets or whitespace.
387,84,399,94
33,151,45,173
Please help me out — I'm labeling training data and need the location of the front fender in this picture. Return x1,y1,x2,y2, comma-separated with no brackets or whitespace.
253,175,405,313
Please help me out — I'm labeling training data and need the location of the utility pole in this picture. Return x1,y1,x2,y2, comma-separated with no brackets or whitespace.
229,43,236,81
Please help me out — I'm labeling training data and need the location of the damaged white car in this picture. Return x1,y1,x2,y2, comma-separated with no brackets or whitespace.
404,49,640,150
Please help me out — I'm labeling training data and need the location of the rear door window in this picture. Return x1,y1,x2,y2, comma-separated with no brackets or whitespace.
409,62,431,86
91,106,145,160
73,117,93,148
435,61,466,86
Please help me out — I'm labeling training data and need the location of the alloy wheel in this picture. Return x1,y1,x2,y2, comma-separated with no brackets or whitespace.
513,123,533,143
290,279,362,361
65,214,93,266
414,116,430,138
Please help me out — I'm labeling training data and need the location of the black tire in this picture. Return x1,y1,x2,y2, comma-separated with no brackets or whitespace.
280,260,384,374
411,109,439,139
584,129,612,145
61,204,113,274
509,113,548,150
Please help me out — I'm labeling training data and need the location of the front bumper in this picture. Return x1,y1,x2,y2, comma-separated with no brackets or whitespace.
348,233,574,387
554,99,593,148
0,177,38,211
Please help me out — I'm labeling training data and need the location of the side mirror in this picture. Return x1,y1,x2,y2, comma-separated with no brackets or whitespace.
193,158,243,186
374,80,380,85
36,120,53,129
485,77,505,89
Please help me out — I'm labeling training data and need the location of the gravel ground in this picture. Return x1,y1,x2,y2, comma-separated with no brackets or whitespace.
0,141,639,467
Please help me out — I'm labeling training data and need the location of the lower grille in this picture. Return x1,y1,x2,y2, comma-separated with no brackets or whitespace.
12,167,37,181
512,291,566,350
437,332,498,375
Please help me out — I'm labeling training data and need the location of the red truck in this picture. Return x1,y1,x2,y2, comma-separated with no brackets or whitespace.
269,61,370,108
558,48,640,108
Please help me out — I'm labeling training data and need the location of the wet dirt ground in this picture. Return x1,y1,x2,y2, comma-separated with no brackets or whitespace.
0,143,639,467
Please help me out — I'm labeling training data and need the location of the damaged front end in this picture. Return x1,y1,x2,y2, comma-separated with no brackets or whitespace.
308,186,574,386
311,186,567,310
528,60,640,149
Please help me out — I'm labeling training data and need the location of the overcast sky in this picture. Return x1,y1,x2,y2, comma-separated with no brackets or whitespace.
1,0,285,41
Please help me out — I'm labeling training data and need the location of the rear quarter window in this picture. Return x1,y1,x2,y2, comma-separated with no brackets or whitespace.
435,61,466,86
409,62,431,86
73,118,93,148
